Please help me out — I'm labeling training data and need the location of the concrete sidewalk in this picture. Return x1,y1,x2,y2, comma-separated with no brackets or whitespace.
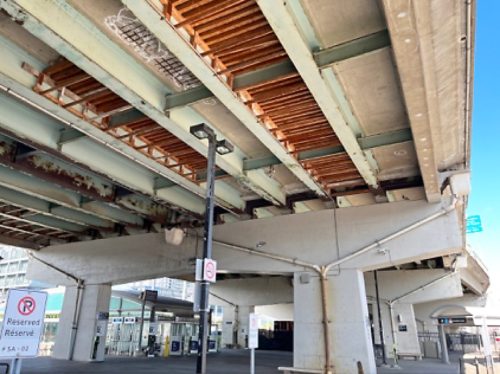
0,350,292,374
377,358,460,374
0,351,464,374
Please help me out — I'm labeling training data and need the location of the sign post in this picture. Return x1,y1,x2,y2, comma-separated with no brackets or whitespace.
248,313,259,374
0,289,48,374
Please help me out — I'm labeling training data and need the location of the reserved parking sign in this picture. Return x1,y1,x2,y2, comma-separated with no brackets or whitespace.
0,289,48,358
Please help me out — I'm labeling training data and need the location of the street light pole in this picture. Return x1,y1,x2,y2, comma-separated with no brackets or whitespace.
196,134,216,374
190,123,233,374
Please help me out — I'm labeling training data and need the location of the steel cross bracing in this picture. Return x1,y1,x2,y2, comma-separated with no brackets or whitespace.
0,33,243,218
256,0,380,190
25,59,210,184
0,85,204,221
124,0,331,197
124,0,413,198
0,0,287,209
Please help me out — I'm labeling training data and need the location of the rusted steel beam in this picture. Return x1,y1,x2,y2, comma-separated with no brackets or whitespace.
0,137,200,225
0,233,42,250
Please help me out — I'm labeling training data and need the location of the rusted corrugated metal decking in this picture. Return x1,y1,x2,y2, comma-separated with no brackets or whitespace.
28,59,210,184
163,0,364,194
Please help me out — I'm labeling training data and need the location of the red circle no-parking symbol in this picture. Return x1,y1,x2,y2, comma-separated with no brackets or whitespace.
203,259,217,283
205,262,214,279
17,296,36,316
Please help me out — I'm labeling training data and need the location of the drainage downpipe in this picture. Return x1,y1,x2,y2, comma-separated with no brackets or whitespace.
69,279,85,360
387,302,399,367
29,254,84,360
319,267,333,374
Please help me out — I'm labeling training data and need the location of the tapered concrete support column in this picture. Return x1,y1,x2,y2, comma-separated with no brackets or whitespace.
236,305,254,348
438,324,449,364
221,306,236,348
390,303,421,359
294,270,376,374
53,284,111,361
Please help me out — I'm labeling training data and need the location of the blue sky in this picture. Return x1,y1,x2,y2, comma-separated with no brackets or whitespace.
466,0,500,285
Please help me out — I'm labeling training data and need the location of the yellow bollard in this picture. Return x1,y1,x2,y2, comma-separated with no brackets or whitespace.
163,336,170,357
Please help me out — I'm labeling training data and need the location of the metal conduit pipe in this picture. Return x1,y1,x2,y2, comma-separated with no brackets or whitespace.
30,254,85,360
324,195,458,272
390,270,457,305
388,302,399,368
211,239,319,271
207,195,458,373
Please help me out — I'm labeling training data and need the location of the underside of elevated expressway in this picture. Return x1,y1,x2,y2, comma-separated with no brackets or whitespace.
0,0,480,373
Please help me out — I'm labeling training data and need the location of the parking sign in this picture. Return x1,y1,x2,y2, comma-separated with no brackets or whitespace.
0,289,48,358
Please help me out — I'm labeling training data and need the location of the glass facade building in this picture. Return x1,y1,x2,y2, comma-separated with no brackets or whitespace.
0,245,30,301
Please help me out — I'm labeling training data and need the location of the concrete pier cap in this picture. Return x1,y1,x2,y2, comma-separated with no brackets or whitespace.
24,196,465,372
27,198,463,285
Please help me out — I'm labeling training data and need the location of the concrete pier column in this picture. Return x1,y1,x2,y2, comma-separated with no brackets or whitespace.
221,305,236,348
236,305,254,348
294,270,376,374
53,284,111,361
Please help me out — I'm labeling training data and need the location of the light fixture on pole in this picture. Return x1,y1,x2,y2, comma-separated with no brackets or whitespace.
190,123,233,374
190,123,215,140
215,139,234,155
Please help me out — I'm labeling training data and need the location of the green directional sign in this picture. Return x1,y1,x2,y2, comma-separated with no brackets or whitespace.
466,215,483,234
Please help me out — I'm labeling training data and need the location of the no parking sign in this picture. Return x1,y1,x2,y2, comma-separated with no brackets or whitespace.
0,289,47,358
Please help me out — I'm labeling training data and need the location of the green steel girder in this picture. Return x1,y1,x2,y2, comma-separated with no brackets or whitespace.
0,163,144,227
107,109,147,129
0,133,191,224
232,60,297,90
164,85,213,111
0,185,114,229
313,30,391,69
358,128,413,149
160,31,390,109
0,209,87,242
153,177,176,191
0,30,243,215
18,213,88,234
0,205,85,232
243,128,412,171
58,128,86,146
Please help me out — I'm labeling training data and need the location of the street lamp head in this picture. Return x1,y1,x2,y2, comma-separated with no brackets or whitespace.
190,123,214,140
216,139,234,155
